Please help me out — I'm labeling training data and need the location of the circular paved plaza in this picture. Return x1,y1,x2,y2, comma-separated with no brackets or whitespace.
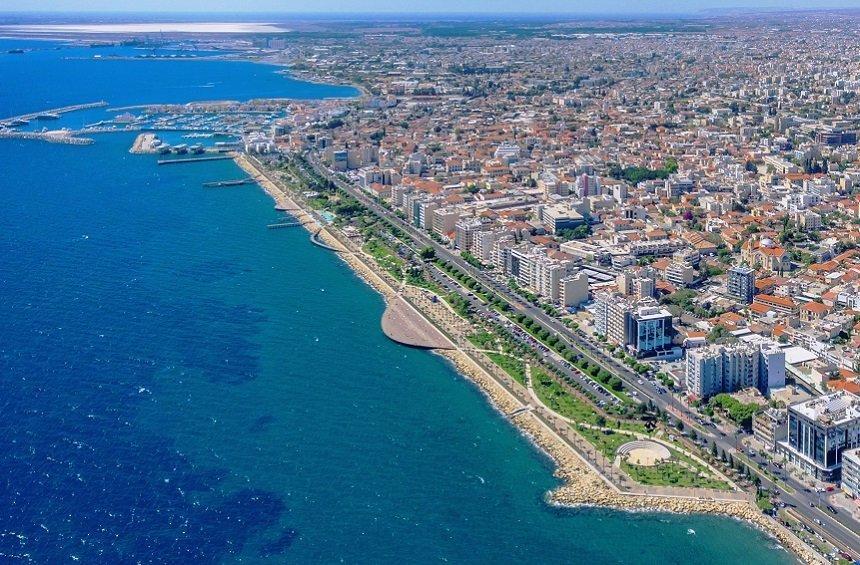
617,440,672,467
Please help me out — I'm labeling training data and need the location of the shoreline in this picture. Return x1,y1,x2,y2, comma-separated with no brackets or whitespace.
233,159,820,563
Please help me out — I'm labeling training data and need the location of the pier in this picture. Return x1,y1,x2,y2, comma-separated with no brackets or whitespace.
157,155,233,165
202,178,255,187
267,221,303,229
0,101,108,127
310,229,343,251
267,218,317,229
130,133,158,154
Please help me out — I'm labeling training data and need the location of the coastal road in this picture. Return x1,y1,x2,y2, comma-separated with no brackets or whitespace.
293,153,860,556
424,264,625,408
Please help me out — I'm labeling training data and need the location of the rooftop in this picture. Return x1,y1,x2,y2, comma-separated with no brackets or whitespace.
789,390,860,426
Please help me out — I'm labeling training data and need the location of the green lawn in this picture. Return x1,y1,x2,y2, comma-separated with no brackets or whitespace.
573,423,730,490
756,493,775,512
405,271,442,293
533,370,601,426
468,330,497,350
621,458,729,490
363,238,403,280
485,352,527,386
576,426,631,458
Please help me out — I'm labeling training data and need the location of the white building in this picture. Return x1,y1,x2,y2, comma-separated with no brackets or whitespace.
433,206,462,237
562,271,589,308
686,344,758,399
759,341,787,392
685,340,785,399
665,261,695,287
778,391,860,481
593,293,677,358
842,448,860,498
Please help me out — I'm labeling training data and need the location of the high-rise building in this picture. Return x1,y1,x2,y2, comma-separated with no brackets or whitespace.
505,245,576,302
433,207,462,237
753,408,787,451
627,305,676,356
685,340,785,399
575,173,601,197
665,261,695,287
634,277,655,299
728,265,756,304
593,292,628,346
686,344,758,398
778,391,860,481
616,271,634,296
454,217,486,251
562,271,589,308
593,294,676,358
758,340,786,392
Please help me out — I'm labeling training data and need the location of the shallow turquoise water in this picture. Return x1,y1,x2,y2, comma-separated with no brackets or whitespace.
0,40,792,563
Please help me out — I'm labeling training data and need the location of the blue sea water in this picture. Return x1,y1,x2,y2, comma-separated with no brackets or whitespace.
0,40,792,563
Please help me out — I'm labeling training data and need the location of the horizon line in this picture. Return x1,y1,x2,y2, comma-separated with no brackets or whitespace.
3,7,860,16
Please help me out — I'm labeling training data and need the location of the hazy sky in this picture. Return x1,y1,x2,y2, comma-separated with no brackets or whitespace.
4,0,860,14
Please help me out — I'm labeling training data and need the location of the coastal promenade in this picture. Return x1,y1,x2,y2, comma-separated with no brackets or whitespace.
234,153,456,353
238,153,824,564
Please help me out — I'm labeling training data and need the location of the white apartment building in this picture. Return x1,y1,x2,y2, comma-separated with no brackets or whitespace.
433,206,462,237
562,271,589,308
665,261,695,287
686,340,786,399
